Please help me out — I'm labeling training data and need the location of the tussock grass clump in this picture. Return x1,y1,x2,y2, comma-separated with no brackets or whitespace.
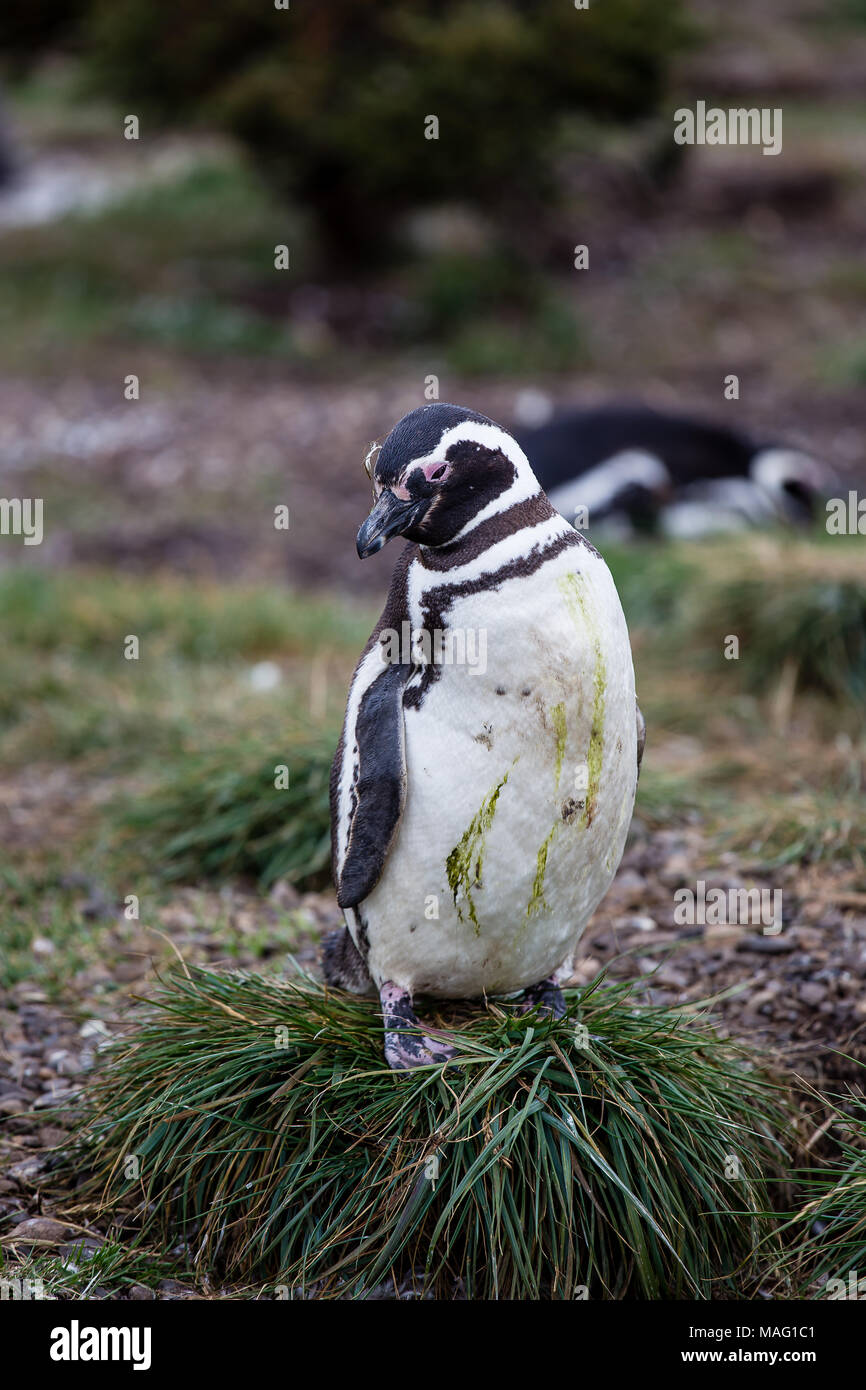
72,968,789,1299
607,536,866,708
779,1082,866,1296
121,733,336,889
698,573,866,706
728,777,866,869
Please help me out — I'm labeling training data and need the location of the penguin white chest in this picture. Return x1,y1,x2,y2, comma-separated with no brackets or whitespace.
358,548,637,996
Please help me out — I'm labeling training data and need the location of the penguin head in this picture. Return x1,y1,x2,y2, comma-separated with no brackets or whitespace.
357,403,535,556
750,448,829,524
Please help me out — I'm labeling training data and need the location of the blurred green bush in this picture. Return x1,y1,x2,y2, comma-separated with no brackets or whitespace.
2,0,688,266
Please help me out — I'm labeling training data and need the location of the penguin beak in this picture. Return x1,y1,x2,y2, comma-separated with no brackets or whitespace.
357,491,424,558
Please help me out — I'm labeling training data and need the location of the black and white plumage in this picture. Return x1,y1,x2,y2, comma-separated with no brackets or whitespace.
324,403,641,1069
513,404,828,539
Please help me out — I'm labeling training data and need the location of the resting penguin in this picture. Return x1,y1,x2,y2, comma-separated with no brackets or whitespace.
323,403,643,1070
515,404,828,538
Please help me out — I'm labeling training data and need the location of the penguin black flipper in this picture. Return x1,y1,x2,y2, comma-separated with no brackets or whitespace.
329,544,415,910
636,703,646,780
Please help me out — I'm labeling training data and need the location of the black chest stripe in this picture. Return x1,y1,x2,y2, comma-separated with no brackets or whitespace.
418,492,556,571
404,527,583,710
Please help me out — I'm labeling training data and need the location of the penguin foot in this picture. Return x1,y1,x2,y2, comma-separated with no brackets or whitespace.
322,927,373,994
516,976,567,1021
379,982,457,1071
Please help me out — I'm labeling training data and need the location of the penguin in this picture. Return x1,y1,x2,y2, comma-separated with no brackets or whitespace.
513,404,828,538
323,403,643,1070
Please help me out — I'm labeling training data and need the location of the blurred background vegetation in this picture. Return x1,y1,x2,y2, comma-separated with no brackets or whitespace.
3,0,689,265
0,0,863,390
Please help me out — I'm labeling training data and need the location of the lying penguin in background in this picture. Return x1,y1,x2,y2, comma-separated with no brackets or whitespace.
513,403,828,539
323,403,643,1069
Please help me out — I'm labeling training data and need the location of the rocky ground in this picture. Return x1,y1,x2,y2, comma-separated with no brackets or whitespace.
0,882,331,1299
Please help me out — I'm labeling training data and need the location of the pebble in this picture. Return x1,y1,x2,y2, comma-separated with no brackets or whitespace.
33,1088,78,1109
6,1157,46,1187
79,1019,111,1041
623,915,657,933
736,935,795,954
654,966,690,990
610,869,647,897
46,1050,83,1077
659,853,692,887
157,1279,195,1296
799,983,827,1007
4,1117,36,1135
59,1236,104,1260
4,1216,73,1245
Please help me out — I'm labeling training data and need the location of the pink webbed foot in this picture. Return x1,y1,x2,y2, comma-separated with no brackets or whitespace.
515,976,567,1021
379,982,457,1071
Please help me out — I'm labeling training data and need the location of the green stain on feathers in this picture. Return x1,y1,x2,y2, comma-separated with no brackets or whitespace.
551,701,567,789
557,572,606,827
527,822,558,919
446,766,512,935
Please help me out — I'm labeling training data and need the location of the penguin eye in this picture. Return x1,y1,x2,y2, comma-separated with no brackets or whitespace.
425,461,452,484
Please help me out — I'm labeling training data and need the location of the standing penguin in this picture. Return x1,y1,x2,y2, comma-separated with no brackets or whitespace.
324,404,643,1069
